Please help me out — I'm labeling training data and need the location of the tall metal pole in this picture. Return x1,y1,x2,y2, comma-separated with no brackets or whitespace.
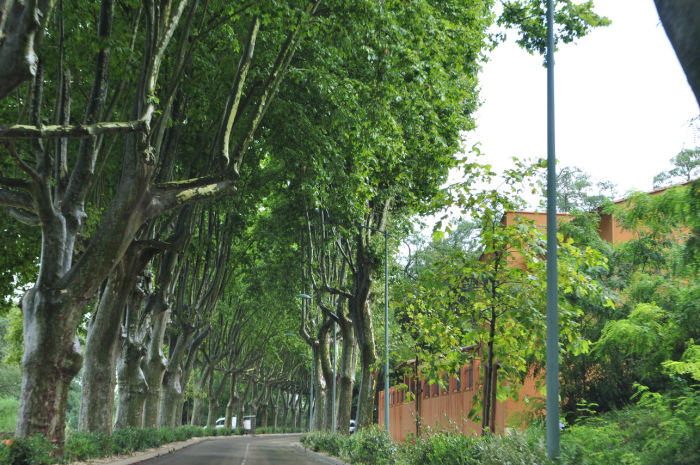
546,0,560,458
384,230,390,434
332,322,337,433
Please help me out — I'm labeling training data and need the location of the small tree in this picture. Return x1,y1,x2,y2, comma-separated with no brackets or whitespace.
395,160,609,434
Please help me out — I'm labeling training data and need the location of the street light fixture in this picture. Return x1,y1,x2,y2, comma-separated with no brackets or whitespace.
357,223,390,434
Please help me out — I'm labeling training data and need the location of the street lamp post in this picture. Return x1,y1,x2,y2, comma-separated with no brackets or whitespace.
545,0,560,459
357,224,390,434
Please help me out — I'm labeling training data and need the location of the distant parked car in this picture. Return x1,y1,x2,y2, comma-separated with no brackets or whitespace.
349,419,356,435
215,417,237,428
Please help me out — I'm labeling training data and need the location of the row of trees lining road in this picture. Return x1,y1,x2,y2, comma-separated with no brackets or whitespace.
0,0,610,458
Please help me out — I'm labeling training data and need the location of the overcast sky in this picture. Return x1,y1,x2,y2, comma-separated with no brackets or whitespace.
464,0,700,200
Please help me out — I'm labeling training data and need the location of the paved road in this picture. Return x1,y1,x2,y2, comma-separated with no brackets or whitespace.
139,434,334,465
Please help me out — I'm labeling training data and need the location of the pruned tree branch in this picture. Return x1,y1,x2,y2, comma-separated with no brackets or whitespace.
0,188,36,211
4,206,40,225
0,118,150,138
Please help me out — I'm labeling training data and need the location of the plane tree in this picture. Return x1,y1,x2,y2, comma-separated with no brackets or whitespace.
0,0,323,452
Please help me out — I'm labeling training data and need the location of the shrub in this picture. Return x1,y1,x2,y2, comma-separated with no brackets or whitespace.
134,427,164,449
478,429,551,465
173,425,194,442
400,432,480,465
64,431,112,461
342,425,397,465
235,426,247,435
217,427,233,436
0,435,54,465
559,390,700,465
112,427,139,454
202,426,215,437
157,427,176,444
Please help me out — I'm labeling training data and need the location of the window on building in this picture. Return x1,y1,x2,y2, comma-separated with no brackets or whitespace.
453,369,461,392
465,364,474,389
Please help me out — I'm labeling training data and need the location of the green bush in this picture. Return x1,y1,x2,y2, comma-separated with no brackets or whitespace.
235,426,247,435
343,426,396,465
559,390,700,465
64,431,112,461
400,432,480,465
478,429,551,465
0,435,54,465
202,426,215,437
112,426,139,454
217,427,233,436
173,425,192,442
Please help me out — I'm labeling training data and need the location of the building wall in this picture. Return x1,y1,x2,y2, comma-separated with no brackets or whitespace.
378,359,542,442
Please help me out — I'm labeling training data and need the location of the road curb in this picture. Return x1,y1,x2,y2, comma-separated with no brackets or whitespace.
293,443,351,465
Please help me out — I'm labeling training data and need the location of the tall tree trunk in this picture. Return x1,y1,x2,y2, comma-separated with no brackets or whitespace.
191,397,205,426
336,313,355,434
303,398,310,430
79,264,129,433
272,386,280,429
313,349,327,431
354,296,377,428
16,289,84,455
114,284,149,429
81,244,158,433
318,320,334,431
158,329,192,427
289,393,298,429
281,390,291,429
260,403,269,428
143,309,169,428
226,374,240,428
207,396,220,428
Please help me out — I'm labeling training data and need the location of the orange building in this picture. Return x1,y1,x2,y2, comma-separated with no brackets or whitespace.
379,183,690,442
379,357,542,442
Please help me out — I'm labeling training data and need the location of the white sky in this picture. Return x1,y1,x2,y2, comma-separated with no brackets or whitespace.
464,0,700,199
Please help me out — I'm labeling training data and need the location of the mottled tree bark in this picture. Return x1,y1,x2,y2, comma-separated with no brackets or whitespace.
318,320,334,431
114,284,149,429
142,309,170,428
352,296,378,429
79,264,129,434
81,245,157,433
336,316,355,434
158,328,193,427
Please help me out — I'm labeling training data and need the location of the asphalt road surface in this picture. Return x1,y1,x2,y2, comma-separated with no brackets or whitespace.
139,434,334,465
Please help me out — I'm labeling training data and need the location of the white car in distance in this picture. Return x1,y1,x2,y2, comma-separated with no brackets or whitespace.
215,417,237,428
